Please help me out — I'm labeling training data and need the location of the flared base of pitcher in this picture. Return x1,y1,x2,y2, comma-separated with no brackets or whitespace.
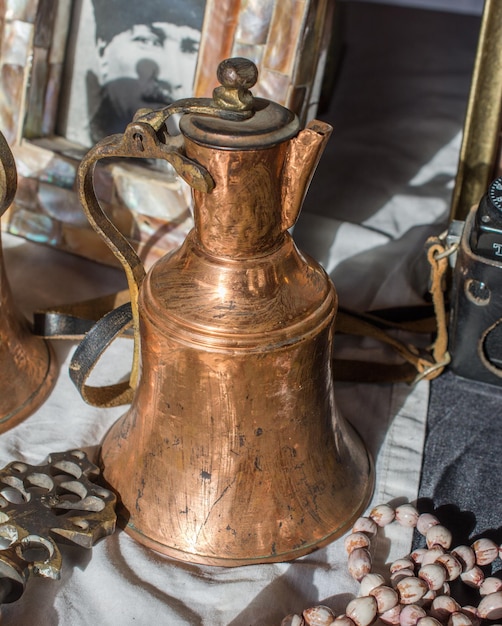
112,447,374,567
0,340,57,433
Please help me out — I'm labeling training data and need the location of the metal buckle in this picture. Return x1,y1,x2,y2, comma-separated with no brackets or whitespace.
413,352,451,384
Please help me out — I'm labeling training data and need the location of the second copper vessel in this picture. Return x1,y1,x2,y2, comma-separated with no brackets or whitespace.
0,132,57,431
75,59,374,566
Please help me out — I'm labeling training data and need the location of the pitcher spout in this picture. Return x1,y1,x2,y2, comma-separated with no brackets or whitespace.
281,120,333,230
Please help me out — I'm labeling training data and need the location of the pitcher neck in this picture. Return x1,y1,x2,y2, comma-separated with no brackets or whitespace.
186,140,289,259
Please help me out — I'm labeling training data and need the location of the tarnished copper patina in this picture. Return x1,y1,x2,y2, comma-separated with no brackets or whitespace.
76,58,374,566
0,131,57,431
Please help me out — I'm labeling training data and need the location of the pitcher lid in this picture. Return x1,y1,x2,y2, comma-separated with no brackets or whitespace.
179,58,300,150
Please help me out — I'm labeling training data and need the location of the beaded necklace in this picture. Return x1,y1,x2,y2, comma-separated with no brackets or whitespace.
282,503,502,626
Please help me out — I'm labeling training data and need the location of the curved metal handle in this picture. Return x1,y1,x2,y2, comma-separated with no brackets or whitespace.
74,119,214,406
0,132,18,219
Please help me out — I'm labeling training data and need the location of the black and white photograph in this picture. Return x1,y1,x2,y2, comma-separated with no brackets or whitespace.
58,0,206,146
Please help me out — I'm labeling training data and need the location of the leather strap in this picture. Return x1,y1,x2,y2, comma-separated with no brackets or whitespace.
34,290,130,340
68,301,134,408
333,233,453,385
36,234,452,406
64,299,443,406
332,359,420,384
425,236,451,377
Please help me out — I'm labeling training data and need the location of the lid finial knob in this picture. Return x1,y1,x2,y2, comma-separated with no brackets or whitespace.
213,57,258,112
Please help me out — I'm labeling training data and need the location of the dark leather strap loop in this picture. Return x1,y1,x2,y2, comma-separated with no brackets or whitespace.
69,302,134,408
34,290,131,340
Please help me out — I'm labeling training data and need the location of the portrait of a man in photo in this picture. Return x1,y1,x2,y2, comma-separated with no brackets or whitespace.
88,0,205,142
58,0,205,147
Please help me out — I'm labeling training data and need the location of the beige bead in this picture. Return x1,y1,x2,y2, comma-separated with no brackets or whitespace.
348,548,372,582
409,548,427,564
399,604,426,626
395,504,419,528
478,591,502,620
334,616,355,626
345,532,371,554
460,566,484,588
430,595,461,621
422,588,437,604
380,605,402,625
421,547,445,566
435,554,462,581
369,585,399,613
352,517,378,537
390,558,415,574
451,545,476,572
345,596,378,626
480,577,502,596
416,618,442,626
426,525,452,550
447,611,472,626
395,577,428,604
370,504,395,527
303,605,336,626
416,513,440,535
461,606,480,626
418,563,448,591
359,573,386,597
282,615,306,626
391,569,416,588
472,538,499,566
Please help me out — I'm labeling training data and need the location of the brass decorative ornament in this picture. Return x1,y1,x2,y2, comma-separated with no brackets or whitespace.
74,58,374,566
0,131,57,431
0,450,116,604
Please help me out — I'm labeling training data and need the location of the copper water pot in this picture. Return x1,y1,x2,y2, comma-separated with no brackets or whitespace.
0,132,57,431
76,59,374,566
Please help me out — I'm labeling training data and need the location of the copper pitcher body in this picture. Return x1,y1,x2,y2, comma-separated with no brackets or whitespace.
101,141,373,565
77,59,374,565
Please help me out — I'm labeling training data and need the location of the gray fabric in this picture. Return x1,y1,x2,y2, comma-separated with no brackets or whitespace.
418,370,502,541
416,371,502,606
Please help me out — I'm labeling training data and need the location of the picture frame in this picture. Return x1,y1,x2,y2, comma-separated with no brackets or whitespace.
0,0,333,269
